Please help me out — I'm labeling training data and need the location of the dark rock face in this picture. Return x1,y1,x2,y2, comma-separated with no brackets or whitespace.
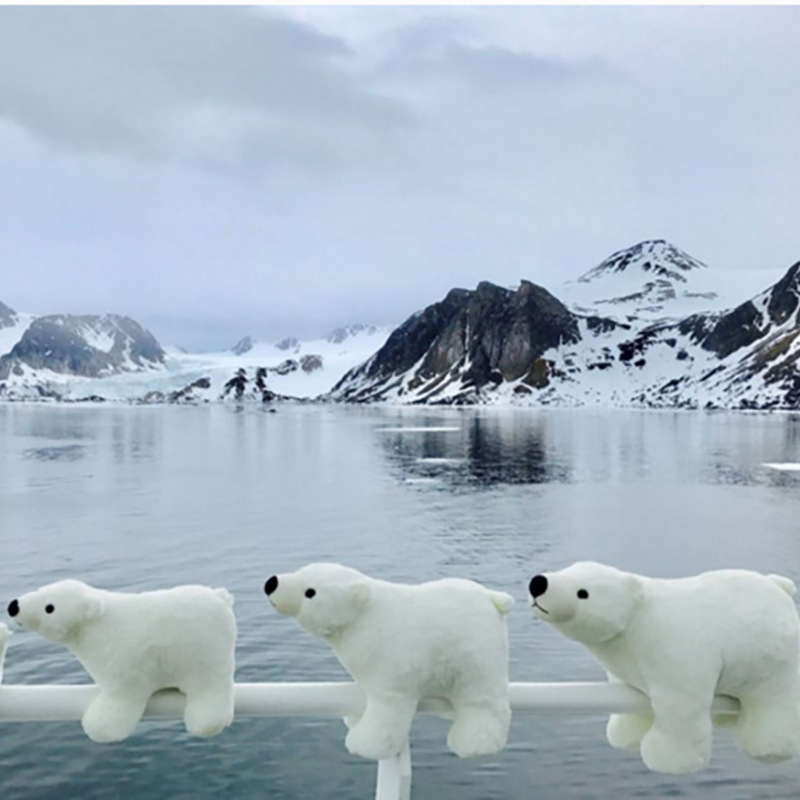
461,280,581,385
363,288,471,381
692,262,800,359
300,354,323,372
333,280,584,402
0,301,16,329
0,314,165,378
220,367,276,403
700,301,765,358
767,261,800,326
273,359,298,376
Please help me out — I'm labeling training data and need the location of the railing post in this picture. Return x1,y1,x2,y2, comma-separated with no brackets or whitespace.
375,740,411,800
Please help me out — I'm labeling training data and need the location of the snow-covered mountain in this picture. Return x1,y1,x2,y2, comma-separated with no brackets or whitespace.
331,241,800,410
559,240,719,321
0,312,165,399
0,318,392,403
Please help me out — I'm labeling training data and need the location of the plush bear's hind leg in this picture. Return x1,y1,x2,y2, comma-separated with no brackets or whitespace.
183,682,235,737
344,693,417,761
446,699,511,758
735,676,800,763
82,689,150,743
639,689,714,774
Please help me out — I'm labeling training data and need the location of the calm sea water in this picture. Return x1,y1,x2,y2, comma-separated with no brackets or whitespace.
2,403,800,799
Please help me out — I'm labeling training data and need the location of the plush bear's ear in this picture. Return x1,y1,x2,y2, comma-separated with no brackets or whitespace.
83,594,105,621
349,582,371,610
626,574,645,605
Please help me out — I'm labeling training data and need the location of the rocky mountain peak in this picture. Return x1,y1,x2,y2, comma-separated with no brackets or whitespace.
230,335,255,356
275,336,299,352
578,240,709,285
0,313,165,380
561,240,717,322
332,277,583,403
766,260,800,327
327,324,379,344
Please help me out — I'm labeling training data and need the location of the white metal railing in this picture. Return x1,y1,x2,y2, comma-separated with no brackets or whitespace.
0,682,740,800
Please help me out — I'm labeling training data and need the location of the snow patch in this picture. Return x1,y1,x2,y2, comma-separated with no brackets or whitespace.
0,312,35,357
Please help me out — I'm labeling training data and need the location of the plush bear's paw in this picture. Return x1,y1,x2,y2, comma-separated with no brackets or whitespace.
184,716,229,738
82,700,143,744
447,707,510,758
606,713,652,751
183,692,234,738
640,728,710,774
447,724,507,759
343,713,363,730
737,717,800,763
345,722,407,761
82,717,129,744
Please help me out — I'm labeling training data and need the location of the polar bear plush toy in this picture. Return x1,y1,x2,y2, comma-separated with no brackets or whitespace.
528,561,800,774
8,579,237,743
264,562,513,761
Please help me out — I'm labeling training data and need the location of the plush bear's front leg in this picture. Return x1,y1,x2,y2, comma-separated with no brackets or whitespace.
606,712,654,751
736,676,800,763
605,674,653,750
344,692,417,761
639,689,713,774
446,700,511,758
183,683,235,738
82,689,150,743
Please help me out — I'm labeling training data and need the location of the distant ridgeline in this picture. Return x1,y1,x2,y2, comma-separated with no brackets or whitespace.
3,240,800,409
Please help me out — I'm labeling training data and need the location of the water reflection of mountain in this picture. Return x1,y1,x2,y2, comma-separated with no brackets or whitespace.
378,414,572,487
23,444,86,462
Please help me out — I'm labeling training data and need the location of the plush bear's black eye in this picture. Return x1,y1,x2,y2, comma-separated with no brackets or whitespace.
45,604,55,614
305,588,316,599
577,589,589,600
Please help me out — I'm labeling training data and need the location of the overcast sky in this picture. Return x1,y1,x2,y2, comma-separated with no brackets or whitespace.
0,5,798,350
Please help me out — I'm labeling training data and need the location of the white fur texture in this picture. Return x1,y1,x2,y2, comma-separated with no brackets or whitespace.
12,579,236,743
529,561,800,774
0,622,10,684
266,562,513,761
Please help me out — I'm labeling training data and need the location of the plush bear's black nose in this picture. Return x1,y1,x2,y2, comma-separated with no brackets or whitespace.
264,576,279,596
8,599,19,617
529,575,548,598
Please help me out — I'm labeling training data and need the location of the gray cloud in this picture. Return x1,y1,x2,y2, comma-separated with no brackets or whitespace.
0,6,798,351
0,6,408,167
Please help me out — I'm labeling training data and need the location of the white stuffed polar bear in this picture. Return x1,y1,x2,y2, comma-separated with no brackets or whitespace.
528,561,800,774
8,579,237,743
264,562,513,761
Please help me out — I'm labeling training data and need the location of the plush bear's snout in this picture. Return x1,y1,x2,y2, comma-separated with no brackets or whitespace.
7,599,19,618
264,576,279,596
529,575,548,598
